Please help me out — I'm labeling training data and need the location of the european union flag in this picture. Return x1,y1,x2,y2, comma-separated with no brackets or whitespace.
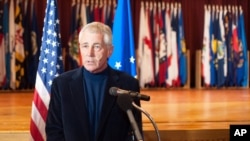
108,0,137,78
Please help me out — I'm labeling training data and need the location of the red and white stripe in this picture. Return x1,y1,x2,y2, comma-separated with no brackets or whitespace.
30,74,51,141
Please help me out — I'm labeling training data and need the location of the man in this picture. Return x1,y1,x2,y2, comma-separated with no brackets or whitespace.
46,22,143,141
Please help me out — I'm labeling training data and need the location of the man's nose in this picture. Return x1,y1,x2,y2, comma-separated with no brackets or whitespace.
86,47,94,56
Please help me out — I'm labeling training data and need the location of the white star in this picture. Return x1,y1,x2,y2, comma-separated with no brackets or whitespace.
53,31,57,37
50,1,55,6
49,10,54,16
58,33,61,39
130,56,135,64
46,39,51,45
49,70,54,76
48,80,52,86
48,20,53,25
115,62,122,70
56,19,60,24
56,64,61,69
41,67,46,73
44,48,50,54
55,73,59,77
51,51,56,56
47,29,52,35
52,41,57,47
59,55,63,60
50,61,55,66
43,58,48,64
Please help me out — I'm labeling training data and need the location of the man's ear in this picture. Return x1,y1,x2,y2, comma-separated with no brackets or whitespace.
107,46,113,57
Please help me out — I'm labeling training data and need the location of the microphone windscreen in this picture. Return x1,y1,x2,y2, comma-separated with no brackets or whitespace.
117,94,133,112
109,87,118,96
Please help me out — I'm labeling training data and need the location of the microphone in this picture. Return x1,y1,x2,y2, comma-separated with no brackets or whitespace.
109,87,150,101
117,94,143,141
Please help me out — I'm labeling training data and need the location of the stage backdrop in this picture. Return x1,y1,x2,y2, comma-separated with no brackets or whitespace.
33,0,249,88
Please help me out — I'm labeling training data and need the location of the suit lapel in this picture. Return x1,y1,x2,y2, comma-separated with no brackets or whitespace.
69,67,124,140
69,68,91,140
95,67,122,140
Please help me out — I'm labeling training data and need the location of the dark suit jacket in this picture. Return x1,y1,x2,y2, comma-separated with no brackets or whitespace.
46,66,143,141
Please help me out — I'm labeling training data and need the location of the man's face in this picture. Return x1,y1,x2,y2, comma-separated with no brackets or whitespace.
79,31,113,73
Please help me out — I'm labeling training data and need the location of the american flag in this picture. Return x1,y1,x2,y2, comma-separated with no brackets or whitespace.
30,0,63,140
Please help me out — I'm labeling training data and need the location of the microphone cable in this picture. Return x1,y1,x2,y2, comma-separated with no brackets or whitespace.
132,102,161,141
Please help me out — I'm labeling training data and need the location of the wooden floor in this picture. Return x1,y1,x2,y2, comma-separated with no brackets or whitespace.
0,89,250,141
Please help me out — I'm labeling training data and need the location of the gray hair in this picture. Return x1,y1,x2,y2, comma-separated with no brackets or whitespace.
78,22,113,47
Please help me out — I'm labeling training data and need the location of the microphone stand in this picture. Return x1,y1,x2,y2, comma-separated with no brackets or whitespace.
126,110,143,141
116,94,144,141
132,102,161,141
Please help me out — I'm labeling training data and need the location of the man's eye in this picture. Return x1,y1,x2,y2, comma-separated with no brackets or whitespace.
94,45,100,49
82,45,88,48
94,45,102,51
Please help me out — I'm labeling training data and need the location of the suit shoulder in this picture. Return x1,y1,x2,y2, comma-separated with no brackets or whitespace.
54,68,81,81
112,68,138,82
